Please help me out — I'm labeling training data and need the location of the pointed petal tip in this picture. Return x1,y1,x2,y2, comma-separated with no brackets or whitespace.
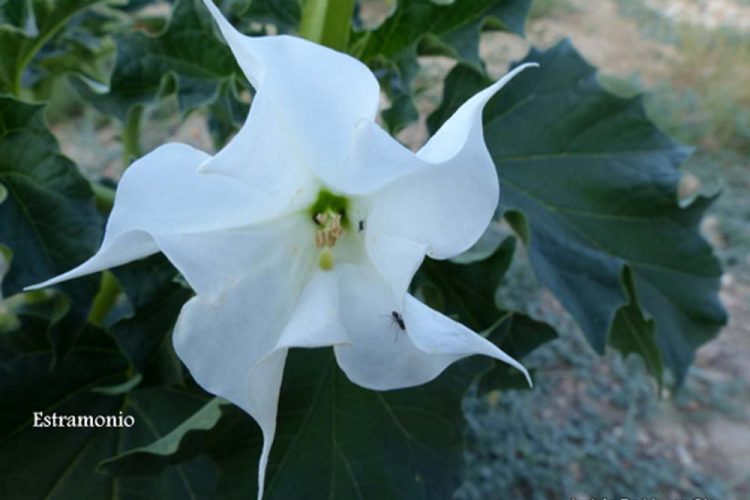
523,367,534,388
506,355,533,388
492,349,533,389
490,61,539,91
23,272,74,292
512,61,540,72
23,282,47,292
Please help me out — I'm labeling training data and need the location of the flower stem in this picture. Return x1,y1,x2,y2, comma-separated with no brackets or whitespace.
88,106,142,326
88,107,138,323
90,182,115,213
298,0,355,51
87,271,120,327
121,106,143,166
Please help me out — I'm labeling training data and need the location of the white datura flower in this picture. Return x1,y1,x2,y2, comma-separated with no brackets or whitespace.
28,0,536,496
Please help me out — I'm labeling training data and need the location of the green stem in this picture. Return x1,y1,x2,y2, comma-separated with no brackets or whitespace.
298,0,356,51
9,73,22,100
90,182,115,213
88,106,142,325
121,106,143,166
88,271,120,327
88,103,143,327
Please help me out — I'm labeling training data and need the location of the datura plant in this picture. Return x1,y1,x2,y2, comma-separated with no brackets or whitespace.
0,0,726,499
27,1,534,493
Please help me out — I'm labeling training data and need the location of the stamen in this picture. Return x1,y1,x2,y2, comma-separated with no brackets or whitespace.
309,190,350,271
315,213,329,225
313,210,345,250
330,214,343,238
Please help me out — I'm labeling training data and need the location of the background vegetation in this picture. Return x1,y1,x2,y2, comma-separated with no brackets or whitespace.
455,0,750,498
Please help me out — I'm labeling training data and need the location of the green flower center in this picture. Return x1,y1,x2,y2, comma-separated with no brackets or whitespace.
309,189,351,270
309,189,349,229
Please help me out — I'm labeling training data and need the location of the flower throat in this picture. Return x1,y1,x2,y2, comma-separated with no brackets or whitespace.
309,189,350,270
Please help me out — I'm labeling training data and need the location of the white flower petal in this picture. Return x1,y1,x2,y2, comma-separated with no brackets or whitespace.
417,63,538,163
26,143,271,290
273,270,349,350
24,231,159,291
198,86,319,208
110,143,281,232
365,231,427,300
199,0,380,188
172,276,300,500
173,248,348,499
163,235,311,393
333,263,530,390
404,295,531,386
156,214,313,299
331,120,426,194
245,349,287,500
333,263,466,390
366,63,538,260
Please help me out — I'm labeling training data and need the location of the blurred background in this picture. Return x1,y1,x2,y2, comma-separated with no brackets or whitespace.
37,0,750,497
457,1,750,498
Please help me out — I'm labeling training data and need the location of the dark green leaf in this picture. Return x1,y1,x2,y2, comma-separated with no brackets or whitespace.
352,0,532,132
0,0,101,94
428,40,726,383
99,348,492,499
414,235,516,332
353,0,530,63
0,0,37,36
609,267,663,383
0,97,101,295
262,351,488,499
28,10,116,95
99,397,225,476
0,324,126,428
376,49,420,132
255,349,491,499
207,79,250,148
112,253,181,311
413,233,556,391
0,97,102,353
478,312,558,392
0,291,66,369
0,315,216,498
109,255,192,385
0,291,70,364
81,0,240,121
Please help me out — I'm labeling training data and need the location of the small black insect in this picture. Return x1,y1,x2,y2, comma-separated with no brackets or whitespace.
358,219,365,232
390,311,406,331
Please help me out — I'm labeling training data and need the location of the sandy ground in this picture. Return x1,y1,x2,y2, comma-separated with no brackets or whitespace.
646,0,750,31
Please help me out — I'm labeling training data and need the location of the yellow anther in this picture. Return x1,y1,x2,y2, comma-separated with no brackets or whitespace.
315,213,329,225
313,210,345,249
